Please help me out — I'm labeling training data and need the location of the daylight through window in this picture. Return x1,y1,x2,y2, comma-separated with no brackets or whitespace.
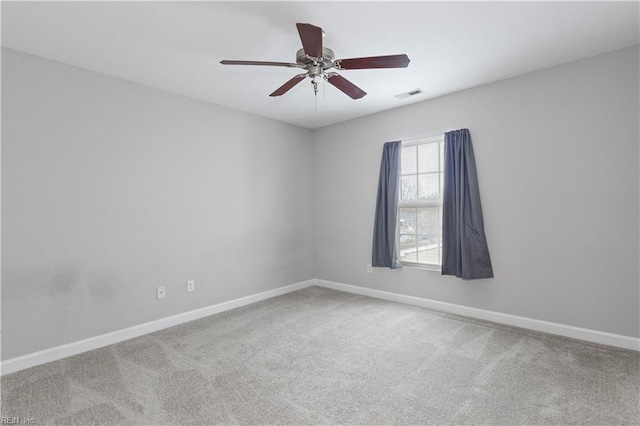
398,136,445,268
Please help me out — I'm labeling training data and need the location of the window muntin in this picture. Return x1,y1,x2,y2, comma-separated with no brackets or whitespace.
398,136,444,268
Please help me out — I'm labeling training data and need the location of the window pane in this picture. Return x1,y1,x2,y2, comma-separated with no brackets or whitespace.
400,248,418,263
399,234,415,255
439,142,445,170
401,175,417,200
399,208,417,263
418,143,440,173
418,173,440,200
401,146,417,175
416,235,440,265
399,208,416,235
417,207,440,236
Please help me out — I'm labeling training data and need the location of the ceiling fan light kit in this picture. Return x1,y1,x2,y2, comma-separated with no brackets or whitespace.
220,23,410,100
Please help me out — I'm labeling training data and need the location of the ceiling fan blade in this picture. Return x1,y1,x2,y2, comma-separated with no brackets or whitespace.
296,23,323,58
270,74,307,97
220,60,302,68
334,54,410,70
326,74,367,99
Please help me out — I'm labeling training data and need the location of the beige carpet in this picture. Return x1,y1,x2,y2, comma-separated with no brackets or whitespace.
2,286,639,425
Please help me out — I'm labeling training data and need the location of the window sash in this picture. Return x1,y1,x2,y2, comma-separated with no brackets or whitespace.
398,200,443,208
398,135,444,269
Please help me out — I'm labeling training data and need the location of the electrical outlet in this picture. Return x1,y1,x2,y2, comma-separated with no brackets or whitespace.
186,280,195,293
157,286,166,299
367,264,373,273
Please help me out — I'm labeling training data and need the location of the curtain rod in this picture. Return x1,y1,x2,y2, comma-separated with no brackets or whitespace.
401,133,443,144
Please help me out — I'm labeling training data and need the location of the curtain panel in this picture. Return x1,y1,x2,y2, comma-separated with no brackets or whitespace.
372,141,402,269
442,129,494,279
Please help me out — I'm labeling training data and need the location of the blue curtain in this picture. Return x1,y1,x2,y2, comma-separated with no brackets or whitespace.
442,129,494,279
372,141,402,269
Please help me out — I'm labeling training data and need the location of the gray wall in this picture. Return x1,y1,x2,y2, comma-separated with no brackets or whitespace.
312,46,640,338
1,48,314,359
2,45,639,361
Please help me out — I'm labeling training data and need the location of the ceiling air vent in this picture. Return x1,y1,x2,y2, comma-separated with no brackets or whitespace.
394,88,423,99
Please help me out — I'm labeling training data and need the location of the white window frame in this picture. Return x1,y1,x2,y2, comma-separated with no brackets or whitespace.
398,135,445,271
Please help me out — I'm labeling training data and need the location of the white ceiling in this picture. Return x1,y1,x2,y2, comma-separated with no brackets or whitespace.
2,1,638,129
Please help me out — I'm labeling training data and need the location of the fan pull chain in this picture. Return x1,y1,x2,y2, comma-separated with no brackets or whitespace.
323,77,326,101
313,80,319,112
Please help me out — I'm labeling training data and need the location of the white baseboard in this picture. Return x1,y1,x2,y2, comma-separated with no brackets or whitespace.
3,277,637,375
1,280,315,375
315,279,640,352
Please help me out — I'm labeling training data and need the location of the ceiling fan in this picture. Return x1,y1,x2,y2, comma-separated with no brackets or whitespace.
220,23,410,100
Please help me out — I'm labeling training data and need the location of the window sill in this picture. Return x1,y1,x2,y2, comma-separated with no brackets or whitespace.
401,262,442,272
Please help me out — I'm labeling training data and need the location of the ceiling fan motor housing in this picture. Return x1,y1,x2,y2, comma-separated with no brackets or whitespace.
296,47,335,70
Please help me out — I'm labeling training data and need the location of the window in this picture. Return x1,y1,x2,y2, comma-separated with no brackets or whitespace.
398,135,445,268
